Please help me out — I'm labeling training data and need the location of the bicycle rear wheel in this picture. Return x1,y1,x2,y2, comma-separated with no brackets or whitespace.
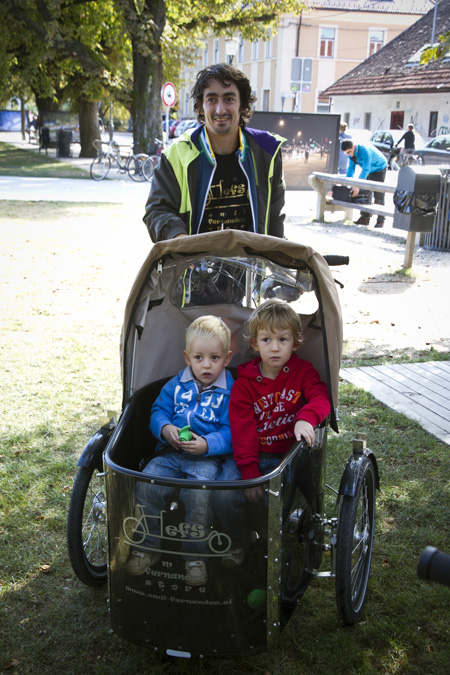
90,154,111,180
128,153,150,182
141,156,155,181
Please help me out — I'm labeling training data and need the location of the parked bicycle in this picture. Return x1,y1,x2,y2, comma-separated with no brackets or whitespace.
141,137,164,180
90,139,153,182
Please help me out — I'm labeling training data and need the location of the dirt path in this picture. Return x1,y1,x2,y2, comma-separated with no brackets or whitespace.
285,217,449,364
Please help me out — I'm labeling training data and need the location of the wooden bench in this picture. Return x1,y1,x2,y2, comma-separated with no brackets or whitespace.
308,171,418,268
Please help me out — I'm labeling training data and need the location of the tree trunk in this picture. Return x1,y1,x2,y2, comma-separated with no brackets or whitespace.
130,0,166,154
78,99,101,158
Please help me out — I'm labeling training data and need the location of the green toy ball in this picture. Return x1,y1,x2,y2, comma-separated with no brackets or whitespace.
247,589,267,609
178,425,192,442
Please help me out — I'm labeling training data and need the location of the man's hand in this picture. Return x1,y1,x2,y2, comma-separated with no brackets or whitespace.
350,186,360,198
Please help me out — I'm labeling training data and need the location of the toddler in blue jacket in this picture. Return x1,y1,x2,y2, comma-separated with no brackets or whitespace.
126,315,233,586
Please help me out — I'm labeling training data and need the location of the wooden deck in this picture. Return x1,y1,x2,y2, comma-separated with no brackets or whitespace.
340,361,450,445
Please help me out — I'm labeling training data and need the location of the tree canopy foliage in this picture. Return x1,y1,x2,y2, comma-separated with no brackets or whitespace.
420,32,450,64
1,0,306,155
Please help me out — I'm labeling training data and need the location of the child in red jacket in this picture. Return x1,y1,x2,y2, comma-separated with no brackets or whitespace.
229,298,331,500
216,299,331,564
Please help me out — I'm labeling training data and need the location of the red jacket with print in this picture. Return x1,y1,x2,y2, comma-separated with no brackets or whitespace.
229,353,331,479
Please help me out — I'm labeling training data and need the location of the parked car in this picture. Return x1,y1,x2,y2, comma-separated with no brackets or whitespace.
346,129,373,145
415,134,450,166
369,129,425,160
174,119,198,137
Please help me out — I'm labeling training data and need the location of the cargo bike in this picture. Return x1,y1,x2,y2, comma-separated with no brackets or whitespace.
67,229,379,659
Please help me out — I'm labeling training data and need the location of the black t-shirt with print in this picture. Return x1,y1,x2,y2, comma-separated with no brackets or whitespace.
198,151,252,233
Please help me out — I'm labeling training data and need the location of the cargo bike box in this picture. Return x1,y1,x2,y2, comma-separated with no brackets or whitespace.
67,230,379,659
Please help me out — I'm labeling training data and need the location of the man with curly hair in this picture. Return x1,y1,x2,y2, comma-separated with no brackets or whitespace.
143,63,286,242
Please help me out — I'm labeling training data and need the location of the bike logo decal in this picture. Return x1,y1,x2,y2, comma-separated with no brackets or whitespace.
122,504,232,557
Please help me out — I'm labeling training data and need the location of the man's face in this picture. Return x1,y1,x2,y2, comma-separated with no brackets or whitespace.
344,145,355,158
199,78,242,141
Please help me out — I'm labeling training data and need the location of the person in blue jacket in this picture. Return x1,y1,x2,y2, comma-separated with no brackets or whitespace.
126,315,233,586
342,139,387,228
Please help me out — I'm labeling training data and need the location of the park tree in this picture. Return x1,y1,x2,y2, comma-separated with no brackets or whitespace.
124,0,307,153
1,0,306,156
0,0,130,157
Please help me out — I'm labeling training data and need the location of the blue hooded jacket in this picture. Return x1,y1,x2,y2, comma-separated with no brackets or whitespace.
150,366,234,456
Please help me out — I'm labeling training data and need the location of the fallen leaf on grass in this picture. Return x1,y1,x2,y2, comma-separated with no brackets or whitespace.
39,564,51,573
3,660,20,670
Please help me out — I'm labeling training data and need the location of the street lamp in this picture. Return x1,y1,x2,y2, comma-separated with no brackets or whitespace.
225,37,239,64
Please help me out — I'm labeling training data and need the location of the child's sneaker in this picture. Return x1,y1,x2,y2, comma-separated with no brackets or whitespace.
185,560,207,586
126,550,161,575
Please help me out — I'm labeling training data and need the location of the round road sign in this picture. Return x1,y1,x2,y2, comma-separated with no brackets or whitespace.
161,82,177,108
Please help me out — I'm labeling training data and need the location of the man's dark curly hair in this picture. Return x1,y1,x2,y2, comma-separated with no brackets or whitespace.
191,63,257,128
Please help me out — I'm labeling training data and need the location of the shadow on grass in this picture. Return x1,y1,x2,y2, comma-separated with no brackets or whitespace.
0,142,89,179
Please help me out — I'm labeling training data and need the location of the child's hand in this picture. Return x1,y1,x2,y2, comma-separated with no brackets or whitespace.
294,420,315,446
244,485,265,502
161,424,182,448
179,433,208,456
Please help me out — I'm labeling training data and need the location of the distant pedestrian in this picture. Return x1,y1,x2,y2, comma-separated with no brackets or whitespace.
396,124,415,165
338,122,352,174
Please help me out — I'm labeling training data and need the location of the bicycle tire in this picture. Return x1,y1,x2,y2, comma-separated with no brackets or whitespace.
141,156,155,182
67,466,107,586
128,153,149,182
335,457,376,624
90,154,111,180
148,154,160,169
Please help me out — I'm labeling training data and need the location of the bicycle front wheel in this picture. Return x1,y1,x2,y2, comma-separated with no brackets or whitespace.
128,153,150,182
90,154,111,180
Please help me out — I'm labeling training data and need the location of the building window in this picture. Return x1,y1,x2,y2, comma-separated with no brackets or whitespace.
317,102,331,113
238,35,244,63
203,44,208,67
262,89,270,111
429,111,438,137
364,112,372,130
390,111,404,129
252,39,259,60
344,112,350,126
252,89,257,110
369,29,385,57
214,39,219,64
265,32,272,58
184,93,189,116
320,27,335,58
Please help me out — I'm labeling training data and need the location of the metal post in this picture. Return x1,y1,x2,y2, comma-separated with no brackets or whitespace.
109,100,114,141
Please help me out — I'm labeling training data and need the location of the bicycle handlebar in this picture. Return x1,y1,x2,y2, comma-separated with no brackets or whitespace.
323,255,350,267
417,546,450,588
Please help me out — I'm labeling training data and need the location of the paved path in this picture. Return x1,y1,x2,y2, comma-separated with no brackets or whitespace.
341,361,450,446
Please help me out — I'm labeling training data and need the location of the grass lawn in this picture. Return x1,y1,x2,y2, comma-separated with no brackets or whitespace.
1,201,450,675
0,142,89,178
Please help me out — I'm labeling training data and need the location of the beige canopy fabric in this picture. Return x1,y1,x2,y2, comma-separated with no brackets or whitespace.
120,230,343,430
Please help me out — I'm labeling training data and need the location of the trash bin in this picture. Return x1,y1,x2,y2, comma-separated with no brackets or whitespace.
40,127,50,150
424,168,450,251
57,129,72,157
393,165,441,232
